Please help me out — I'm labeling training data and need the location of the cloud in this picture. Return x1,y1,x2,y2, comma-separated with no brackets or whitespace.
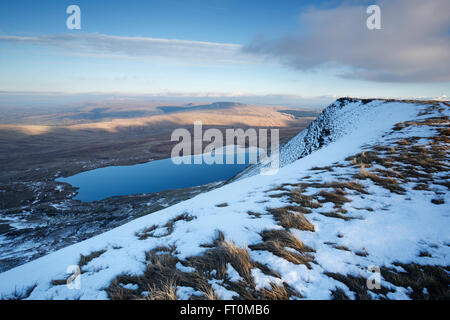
243,0,450,83
0,33,254,65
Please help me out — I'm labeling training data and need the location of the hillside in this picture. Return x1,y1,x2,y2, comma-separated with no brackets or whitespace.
0,102,313,272
0,98,448,300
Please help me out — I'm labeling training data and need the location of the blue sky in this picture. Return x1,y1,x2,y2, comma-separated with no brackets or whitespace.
0,0,333,41
0,0,448,105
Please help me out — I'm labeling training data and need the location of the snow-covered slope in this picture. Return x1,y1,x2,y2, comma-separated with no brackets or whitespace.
239,98,395,178
0,99,448,300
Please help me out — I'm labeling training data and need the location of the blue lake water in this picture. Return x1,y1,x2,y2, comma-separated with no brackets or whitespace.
56,149,259,202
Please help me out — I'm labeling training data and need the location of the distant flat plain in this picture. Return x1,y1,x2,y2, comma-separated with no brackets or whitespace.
0,100,318,185
0,99,319,270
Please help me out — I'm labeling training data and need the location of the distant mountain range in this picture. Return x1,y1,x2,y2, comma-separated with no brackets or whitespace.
157,102,243,114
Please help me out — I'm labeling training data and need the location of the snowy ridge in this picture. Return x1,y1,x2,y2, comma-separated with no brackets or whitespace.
280,98,376,166
0,99,448,300
239,98,392,178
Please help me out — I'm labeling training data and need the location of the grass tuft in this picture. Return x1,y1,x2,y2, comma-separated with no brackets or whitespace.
250,229,315,268
268,208,315,231
381,263,450,300
79,249,106,268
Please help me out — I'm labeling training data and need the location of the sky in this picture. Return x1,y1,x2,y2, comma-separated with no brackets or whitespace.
0,0,448,107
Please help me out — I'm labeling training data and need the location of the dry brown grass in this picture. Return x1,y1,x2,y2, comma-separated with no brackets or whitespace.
434,127,450,143
325,272,392,300
107,245,212,300
189,240,254,285
262,229,312,252
318,190,351,206
354,249,369,257
381,263,450,300
270,181,367,218
186,233,302,299
107,280,141,300
79,249,106,268
358,165,406,194
221,241,254,284
346,127,448,192
144,280,178,300
136,225,158,240
247,211,262,218
431,199,445,205
250,229,315,268
393,122,407,131
216,202,229,207
258,282,301,300
327,262,450,300
334,245,351,252
310,166,334,172
282,204,313,214
418,251,432,258
393,116,449,132
346,150,380,166
0,284,37,300
136,213,195,240
267,183,298,194
265,180,367,225
268,208,315,231
51,249,106,287
374,168,405,180
413,183,430,191
330,287,350,300
199,230,225,248
327,181,368,195
50,279,67,286
319,210,353,221
196,284,219,300
324,242,351,252
165,213,196,233
289,188,322,209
